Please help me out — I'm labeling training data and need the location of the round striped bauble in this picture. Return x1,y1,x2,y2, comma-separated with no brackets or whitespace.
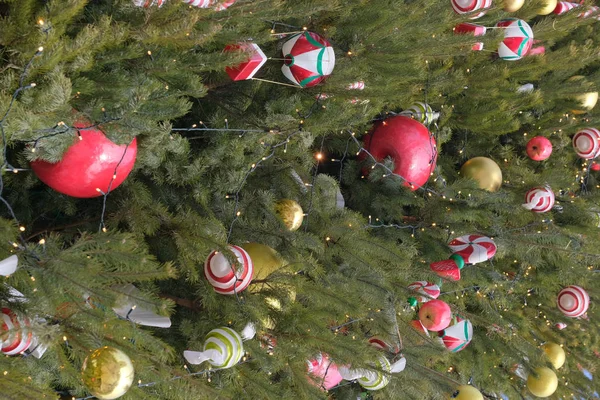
204,327,244,368
451,0,492,18
407,281,441,303
357,357,391,391
522,186,555,213
557,286,590,318
204,245,254,295
1,308,32,355
400,102,438,126
573,128,600,159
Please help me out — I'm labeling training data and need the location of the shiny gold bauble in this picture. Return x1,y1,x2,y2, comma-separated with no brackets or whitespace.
460,157,502,192
542,342,565,370
527,367,558,398
275,199,304,231
572,91,598,114
504,0,524,12
82,346,135,400
454,385,484,400
243,243,285,282
537,0,557,14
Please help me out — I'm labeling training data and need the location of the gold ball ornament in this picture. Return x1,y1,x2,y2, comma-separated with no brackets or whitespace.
275,199,304,231
542,342,565,369
243,243,285,282
537,0,557,14
572,91,598,114
81,346,135,400
504,0,524,12
454,385,484,400
527,367,558,398
459,157,502,192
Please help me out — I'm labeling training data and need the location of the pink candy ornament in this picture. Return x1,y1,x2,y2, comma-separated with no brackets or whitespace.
307,353,344,390
557,286,590,318
522,186,555,213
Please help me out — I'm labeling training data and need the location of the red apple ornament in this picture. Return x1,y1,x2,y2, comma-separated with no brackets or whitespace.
418,300,452,332
362,116,437,190
31,123,137,198
526,136,552,161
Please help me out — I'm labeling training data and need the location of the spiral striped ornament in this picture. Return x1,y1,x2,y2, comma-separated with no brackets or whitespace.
204,327,244,368
347,81,365,90
204,245,254,295
451,0,492,18
557,286,590,318
522,186,555,213
407,281,441,303
399,102,439,126
133,0,167,6
1,308,32,355
357,357,392,391
553,1,579,14
573,128,600,159
184,0,236,10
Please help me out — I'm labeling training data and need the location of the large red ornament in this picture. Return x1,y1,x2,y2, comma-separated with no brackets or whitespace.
363,116,437,190
31,123,137,198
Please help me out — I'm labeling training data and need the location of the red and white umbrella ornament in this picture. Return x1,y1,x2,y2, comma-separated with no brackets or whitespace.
430,234,497,281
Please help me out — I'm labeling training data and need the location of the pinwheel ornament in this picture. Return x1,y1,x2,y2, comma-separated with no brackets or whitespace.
430,235,497,280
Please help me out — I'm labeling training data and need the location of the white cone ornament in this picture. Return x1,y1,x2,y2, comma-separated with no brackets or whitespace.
557,286,590,318
112,284,171,328
0,255,18,276
1,307,32,355
448,234,497,265
451,0,492,18
204,245,254,295
407,281,441,304
438,316,473,352
183,323,255,368
184,0,236,10
399,102,440,126
522,186,555,213
496,19,534,61
281,32,335,88
573,128,600,159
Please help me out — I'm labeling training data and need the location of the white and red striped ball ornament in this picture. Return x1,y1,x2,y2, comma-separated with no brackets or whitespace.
407,281,441,303
184,0,236,10
451,0,492,18
557,285,590,318
496,19,534,61
204,245,254,295
448,234,497,264
573,128,600,159
1,308,32,355
522,186,555,213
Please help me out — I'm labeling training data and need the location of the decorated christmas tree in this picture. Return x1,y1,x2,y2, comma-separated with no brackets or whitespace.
0,0,599,399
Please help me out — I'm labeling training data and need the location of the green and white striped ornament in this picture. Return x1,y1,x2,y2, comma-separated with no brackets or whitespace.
184,324,256,369
399,102,439,126
357,357,391,390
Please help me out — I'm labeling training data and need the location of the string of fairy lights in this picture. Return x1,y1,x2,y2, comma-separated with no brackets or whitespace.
0,12,598,400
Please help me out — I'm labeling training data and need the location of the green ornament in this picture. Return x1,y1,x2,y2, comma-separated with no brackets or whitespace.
450,253,465,270
408,297,418,307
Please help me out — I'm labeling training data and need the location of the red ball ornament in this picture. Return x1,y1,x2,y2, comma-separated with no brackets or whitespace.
526,136,552,161
31,124,137,198
363,116,437,190
418,299,452,332
592,162,600,171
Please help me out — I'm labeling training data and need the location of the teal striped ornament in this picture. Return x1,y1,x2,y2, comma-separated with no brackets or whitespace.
357,357,391,391
204,327,244,368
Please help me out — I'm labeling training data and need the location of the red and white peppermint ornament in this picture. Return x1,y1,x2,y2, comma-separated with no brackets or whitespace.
555,322,567,330
407,281,441,303
451,0,492,18
522,186,555,213
553,1,579,14
184,0,236,10
1,308,32,355
347,81,365,90
557,285,590,318
204,245,254,295
573,128,600,159
448,234,497,264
